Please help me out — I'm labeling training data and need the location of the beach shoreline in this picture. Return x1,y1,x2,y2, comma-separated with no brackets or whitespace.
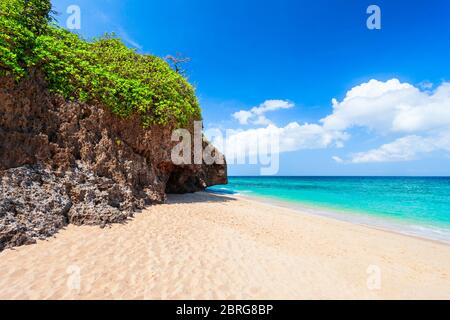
0,192,449,299
224,191,450,245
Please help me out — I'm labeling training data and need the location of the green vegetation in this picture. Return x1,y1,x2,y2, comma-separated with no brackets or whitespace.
0,0,201,126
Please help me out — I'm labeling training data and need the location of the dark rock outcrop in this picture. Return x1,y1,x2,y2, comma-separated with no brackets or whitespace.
0,73,227,251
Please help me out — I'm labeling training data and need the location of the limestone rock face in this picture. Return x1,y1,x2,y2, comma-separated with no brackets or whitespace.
0,74,227,251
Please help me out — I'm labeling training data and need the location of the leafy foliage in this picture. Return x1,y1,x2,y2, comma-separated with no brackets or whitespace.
0,0,201,126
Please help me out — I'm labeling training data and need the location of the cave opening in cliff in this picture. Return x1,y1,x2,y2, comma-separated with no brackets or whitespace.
165,167,198,195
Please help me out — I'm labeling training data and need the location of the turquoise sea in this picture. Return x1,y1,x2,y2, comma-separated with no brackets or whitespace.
208,177,450,243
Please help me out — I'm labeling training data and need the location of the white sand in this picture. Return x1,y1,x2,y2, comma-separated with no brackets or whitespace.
0,192,449,299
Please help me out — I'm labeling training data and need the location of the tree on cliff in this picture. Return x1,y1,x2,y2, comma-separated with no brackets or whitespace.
165,53,191,77
0,0,201,127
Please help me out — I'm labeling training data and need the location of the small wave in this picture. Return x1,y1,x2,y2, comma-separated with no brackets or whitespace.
206,187,237,195
237,194,450,244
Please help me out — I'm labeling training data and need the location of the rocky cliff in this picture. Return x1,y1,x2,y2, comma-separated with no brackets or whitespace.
0,73,227,251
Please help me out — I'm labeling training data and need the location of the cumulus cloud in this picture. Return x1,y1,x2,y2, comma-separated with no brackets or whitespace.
232,100,293,125
324,79,450,163
233,110,253,125
209,122,348,162
349,135,436,163
344,132,450,164
225,79,450,164
321,79,450,134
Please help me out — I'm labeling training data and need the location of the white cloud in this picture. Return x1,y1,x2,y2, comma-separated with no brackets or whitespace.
232,100,293,125
322,79,450,163
233,110,253,125
321,79,450,134
211,122,348,160
225,79,450,164
349,135,436,163
332,156,344,163
250,99,294,115
346,132,450,164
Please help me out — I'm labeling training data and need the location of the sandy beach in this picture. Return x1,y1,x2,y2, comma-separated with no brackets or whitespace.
0,192,449,300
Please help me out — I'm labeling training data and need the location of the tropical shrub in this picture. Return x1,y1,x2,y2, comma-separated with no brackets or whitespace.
0,0,201,127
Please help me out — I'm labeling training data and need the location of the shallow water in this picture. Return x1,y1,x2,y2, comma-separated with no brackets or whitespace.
208,176,450,243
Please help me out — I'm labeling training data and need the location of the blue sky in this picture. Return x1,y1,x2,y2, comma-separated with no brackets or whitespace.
52,0,450,176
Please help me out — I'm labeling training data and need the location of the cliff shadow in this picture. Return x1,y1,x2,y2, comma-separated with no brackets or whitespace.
166,191,237,204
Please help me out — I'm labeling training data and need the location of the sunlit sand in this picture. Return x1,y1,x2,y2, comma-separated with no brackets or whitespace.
0,192,449,299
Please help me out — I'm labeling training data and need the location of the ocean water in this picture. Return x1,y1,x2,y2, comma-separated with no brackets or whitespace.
208,177,450,243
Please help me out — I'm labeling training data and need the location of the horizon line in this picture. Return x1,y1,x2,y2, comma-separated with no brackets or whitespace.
227,175,450,178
